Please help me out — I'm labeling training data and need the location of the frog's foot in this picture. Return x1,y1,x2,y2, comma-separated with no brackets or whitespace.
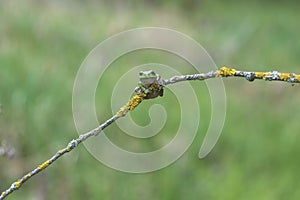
143,83,164,99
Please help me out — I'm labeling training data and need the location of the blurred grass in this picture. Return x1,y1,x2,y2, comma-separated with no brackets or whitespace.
1,0,300,199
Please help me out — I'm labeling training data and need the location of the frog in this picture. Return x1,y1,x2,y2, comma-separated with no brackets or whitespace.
135,70,164,99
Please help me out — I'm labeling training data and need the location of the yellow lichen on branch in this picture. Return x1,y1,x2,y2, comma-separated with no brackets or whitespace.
37,160,50,170
128,94,145,110
116,94,145,117
214,67,300,83
216,66,237,77
13,182,21,189
254,72,265,79
278,73,292,81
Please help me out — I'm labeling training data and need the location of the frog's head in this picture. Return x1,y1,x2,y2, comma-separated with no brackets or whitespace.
139,70,158,85
139,70,157,79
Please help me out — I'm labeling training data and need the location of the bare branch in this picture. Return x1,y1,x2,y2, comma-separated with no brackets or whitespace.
1,67,299,199
164,67,300,85
0,94,144,199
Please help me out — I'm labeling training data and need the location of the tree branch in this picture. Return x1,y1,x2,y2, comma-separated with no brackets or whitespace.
164,67,300,85
1,67,299,199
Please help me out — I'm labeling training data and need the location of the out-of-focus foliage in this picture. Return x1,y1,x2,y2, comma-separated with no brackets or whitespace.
1,0,300,199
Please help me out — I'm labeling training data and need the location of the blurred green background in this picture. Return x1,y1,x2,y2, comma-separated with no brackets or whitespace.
1,0,300,199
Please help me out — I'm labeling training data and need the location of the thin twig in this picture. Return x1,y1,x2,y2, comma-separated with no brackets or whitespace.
164,66,300,85
1,67,299,199
0,95,144,199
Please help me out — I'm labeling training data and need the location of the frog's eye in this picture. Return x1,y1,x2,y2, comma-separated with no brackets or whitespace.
150,71,155,75
139,71,143,76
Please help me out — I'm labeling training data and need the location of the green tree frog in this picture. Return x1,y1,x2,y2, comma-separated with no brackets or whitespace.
135,70,164,99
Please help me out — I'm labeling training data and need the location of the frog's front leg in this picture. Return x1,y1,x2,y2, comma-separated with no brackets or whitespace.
140,84,149,94
135,84,149,96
